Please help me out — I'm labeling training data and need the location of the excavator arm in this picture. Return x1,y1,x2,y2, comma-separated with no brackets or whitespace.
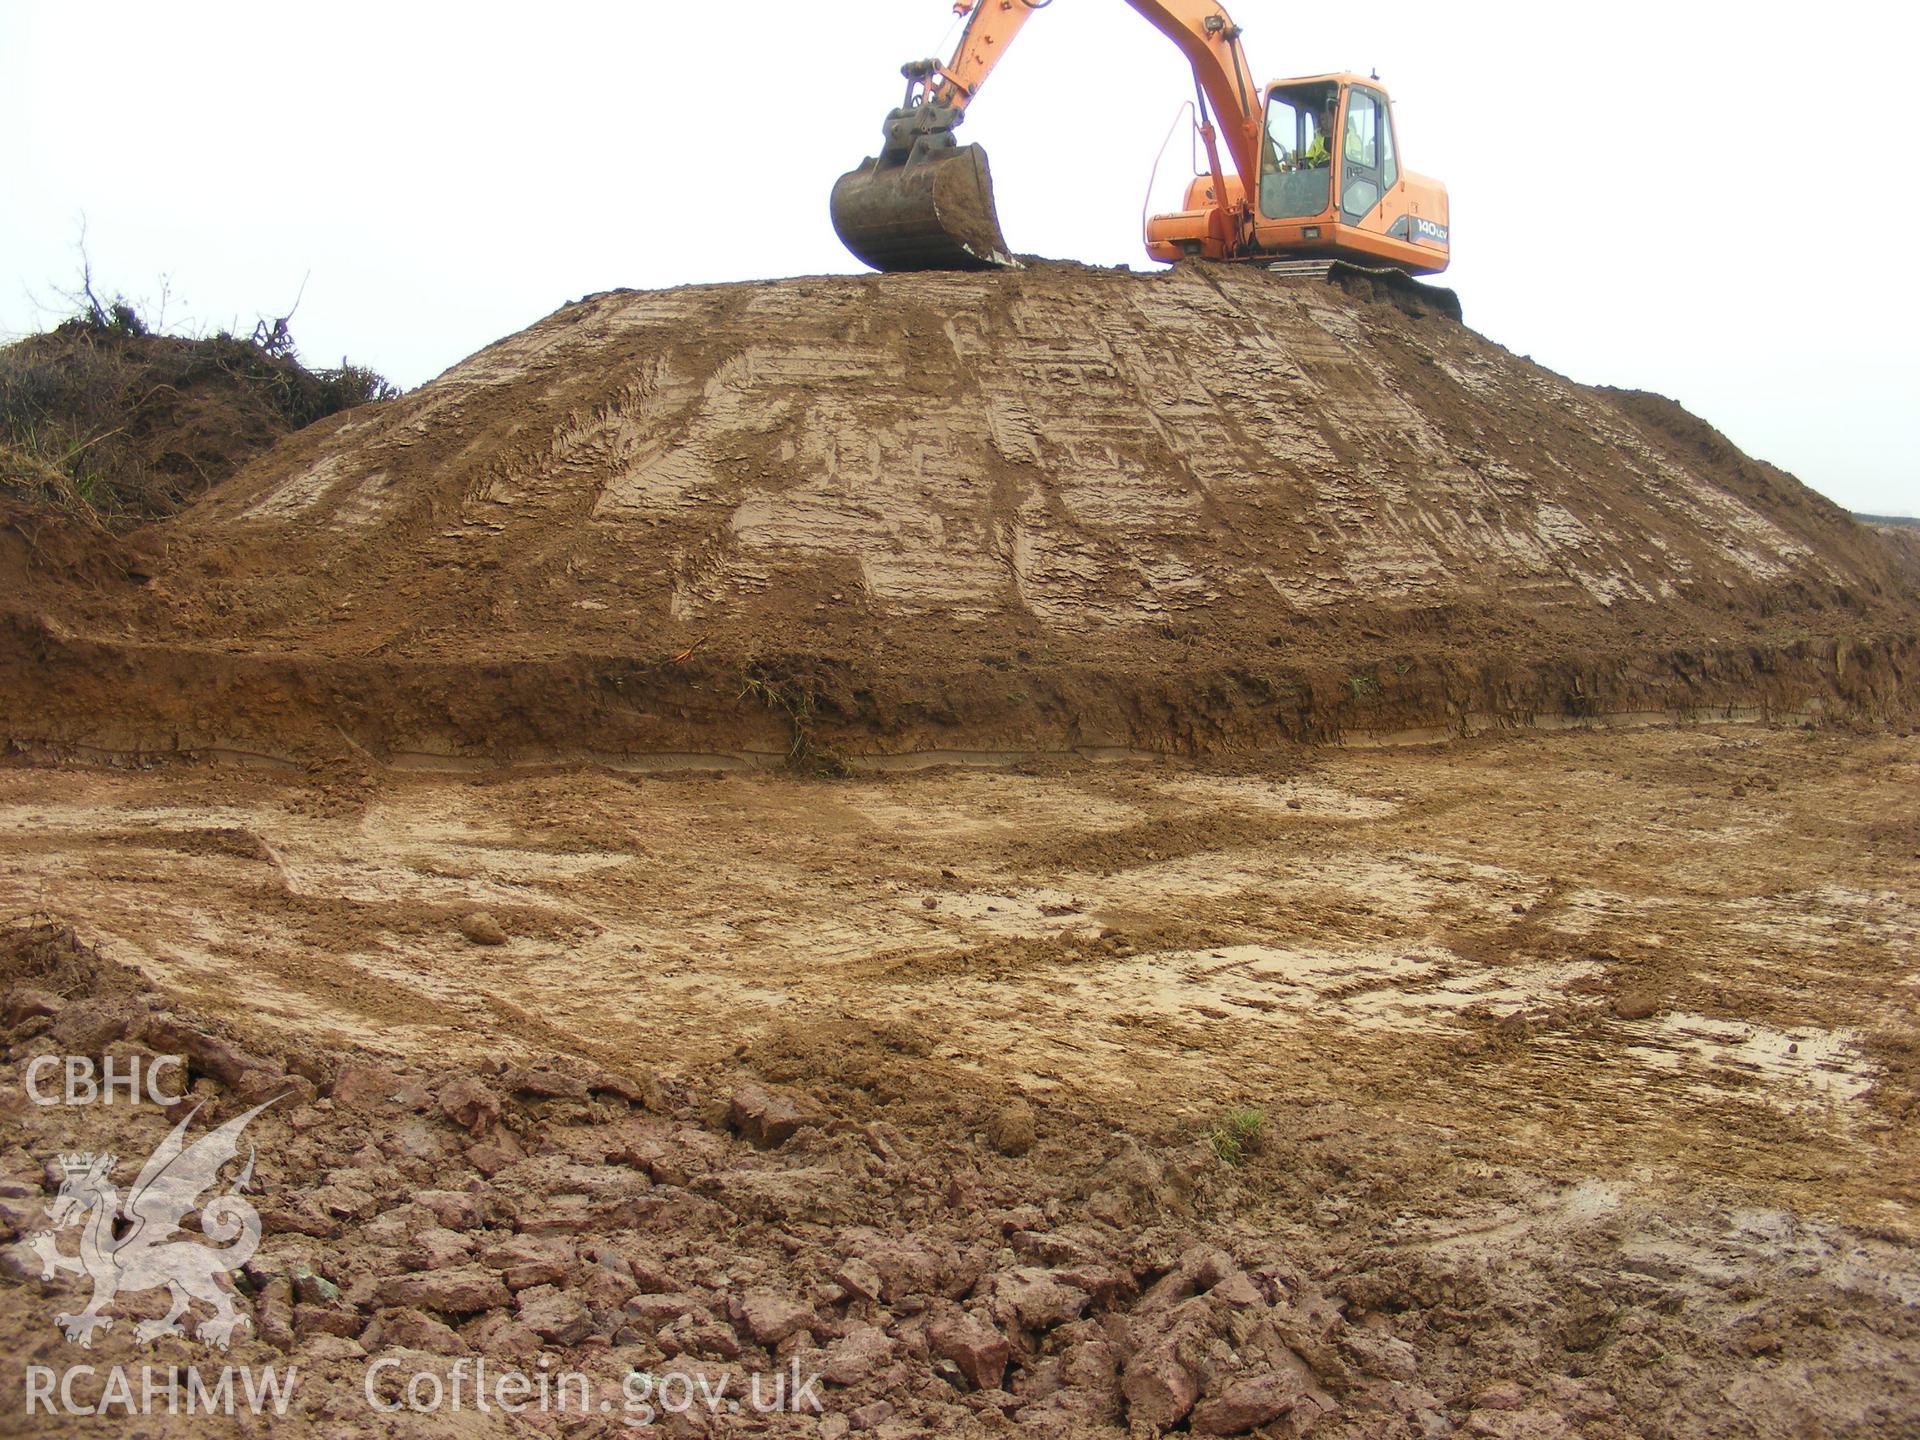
931,1,1261,183
832,0,1265,272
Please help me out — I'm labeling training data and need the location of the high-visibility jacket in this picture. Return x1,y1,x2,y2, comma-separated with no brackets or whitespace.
1302,132,1330,167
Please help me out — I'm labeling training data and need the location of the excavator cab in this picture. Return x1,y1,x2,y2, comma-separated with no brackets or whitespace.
1144,76,1451,274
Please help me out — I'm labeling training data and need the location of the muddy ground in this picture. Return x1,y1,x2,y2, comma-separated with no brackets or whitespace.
2,725,1915,1437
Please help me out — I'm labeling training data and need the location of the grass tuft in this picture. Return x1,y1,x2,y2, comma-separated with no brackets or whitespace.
1210,1107,1267,1166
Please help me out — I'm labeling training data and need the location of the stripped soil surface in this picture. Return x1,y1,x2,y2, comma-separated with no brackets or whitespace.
2,726,1917,1436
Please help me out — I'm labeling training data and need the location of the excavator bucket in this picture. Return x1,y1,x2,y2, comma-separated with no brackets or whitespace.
831,143,1016,273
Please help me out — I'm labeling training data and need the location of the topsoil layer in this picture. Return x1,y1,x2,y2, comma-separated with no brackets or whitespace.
3,263,1915,764
0,323,382,529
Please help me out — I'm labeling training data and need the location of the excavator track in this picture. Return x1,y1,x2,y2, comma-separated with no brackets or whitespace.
1268,259,1463,323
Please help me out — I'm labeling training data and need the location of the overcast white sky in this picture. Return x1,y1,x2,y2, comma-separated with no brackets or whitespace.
3,1,1913,516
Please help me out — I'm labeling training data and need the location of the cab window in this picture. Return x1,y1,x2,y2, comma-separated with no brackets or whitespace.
1344,91,1380,169
1376,93,1399,189
1340,88,1393,219
1260,84,1340,220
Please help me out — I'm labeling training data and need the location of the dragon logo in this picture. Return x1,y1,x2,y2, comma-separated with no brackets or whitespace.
19,1098,280,1350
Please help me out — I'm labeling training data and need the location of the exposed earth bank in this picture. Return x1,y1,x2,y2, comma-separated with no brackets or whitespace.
2,264,1915,766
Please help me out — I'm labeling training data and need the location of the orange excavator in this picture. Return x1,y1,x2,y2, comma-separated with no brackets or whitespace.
831,0,1450,277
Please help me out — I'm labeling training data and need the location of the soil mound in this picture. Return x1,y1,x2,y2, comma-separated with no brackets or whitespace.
0,319,388,528
3,263,1916,764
